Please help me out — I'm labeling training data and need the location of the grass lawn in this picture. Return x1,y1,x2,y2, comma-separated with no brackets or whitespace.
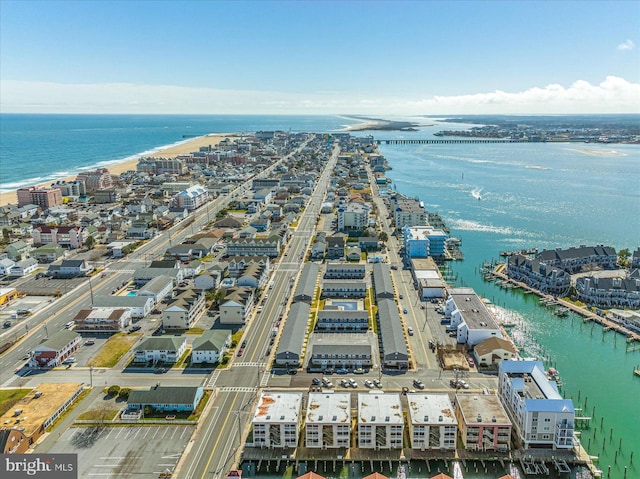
174,350,191,368
186,327,204,335
0,389,32,416
77,408,120,421
88,333,140,368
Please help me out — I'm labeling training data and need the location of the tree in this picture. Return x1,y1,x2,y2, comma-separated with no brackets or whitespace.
118,388,131,400
379,231,388,243
1,228,10,241
85,235,96,250
107,385,120,397
618,248,631,268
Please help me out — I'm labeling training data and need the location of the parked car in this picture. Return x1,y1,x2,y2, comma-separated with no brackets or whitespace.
403,308,408,314
373,378,382,388
241,340,247,348
62,357,76,364
413,379,425,389
353,367,364,374
336,368,348,374
364,380,374,388
399,294,403,299
340,379,349,387
312,377,322,385
458,380,470,389
84,340,95,346
322,378,333,388
407,327,414,336
348,378,357,388
237,348,244,357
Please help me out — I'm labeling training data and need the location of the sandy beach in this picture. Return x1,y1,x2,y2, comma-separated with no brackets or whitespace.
0,133,235,207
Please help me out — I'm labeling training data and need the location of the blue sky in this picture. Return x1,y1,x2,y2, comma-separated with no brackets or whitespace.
1,0,639,114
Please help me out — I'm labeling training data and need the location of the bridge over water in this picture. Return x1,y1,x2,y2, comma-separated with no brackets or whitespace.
377,138,523,145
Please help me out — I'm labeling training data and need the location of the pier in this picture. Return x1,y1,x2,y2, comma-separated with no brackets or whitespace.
377,138,523,145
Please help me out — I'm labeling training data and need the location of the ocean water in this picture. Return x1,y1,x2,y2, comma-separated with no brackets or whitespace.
0,114,357,192
2,114,639,478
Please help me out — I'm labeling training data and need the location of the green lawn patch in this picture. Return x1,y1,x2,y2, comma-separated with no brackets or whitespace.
174,350,191,368
0,388,32,416
88,333,140,368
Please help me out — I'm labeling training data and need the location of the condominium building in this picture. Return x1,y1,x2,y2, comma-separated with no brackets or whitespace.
76,168,113,192
337,202,369,231
252,392,303,448
444,288,503,347
402,225,448,258
407,394,457,450
454,394,511,452
305,393,351,449
357,393,403,449
17,186,63,208
173,185,209,210
498,360,575,450
390,196,426,230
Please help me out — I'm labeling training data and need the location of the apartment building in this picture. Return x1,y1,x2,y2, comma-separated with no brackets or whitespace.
357,393,403,449
252,392,303,448
454,394,511,452
407,393,457,450
305,392,351,449
498,360,575,450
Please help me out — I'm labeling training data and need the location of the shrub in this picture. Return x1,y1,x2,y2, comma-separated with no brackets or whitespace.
107,385,121,397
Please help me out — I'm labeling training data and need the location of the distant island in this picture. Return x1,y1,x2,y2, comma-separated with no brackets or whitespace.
342,115,424,132
428,114,640,143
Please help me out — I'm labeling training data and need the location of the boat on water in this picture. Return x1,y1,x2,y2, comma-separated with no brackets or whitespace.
555,307,570,317
502,322,517,329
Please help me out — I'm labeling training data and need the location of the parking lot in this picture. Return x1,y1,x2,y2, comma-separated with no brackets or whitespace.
46,425,194,478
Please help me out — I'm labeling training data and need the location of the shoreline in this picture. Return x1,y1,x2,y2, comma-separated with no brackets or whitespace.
0,133,236,207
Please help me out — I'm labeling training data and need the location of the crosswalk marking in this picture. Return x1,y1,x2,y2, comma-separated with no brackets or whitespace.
233,361,266,367
220,387,258,393
205,370,221,389
260,370,270,387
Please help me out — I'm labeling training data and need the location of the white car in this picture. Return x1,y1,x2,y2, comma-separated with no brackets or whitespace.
364,380,374,388
348,378,358,388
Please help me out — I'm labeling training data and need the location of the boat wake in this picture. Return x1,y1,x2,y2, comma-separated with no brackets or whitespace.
471,187,484,200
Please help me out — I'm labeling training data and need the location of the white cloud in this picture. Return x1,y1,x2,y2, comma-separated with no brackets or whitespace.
1,76,639,114
403,76,640,114
617,39,635,50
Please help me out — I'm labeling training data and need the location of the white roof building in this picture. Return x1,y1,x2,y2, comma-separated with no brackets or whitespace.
357,393,403,449
406,393,457,450
305,392,351,448
252,392,303,448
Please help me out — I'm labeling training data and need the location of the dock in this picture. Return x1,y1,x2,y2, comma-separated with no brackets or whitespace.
484,264,640,344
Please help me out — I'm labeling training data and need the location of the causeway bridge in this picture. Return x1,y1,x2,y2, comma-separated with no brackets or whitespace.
377,138,523,145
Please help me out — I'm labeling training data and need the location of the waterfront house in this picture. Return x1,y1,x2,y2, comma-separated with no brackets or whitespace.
191,330,231,364
133,336,187,364
252,391,303,448
29,330,81,368
402,225,448,259
407,393,457,450
305,392,351,449
73,307,131,332
506,254,570,295
473,337,518,367
498,360,574,450
127,385,203,413
536,245,617,274
575,275,640,309
411,258,447,299
454,394,511,452
444,288,503,347
357,393,403,449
